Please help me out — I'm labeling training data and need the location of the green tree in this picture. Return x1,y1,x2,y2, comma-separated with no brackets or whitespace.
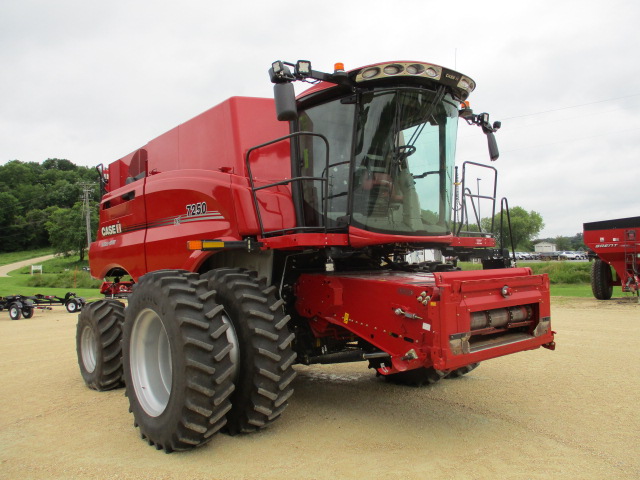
484,206,544,251
0,159,99,253
554,236,572,251
45,202,96,260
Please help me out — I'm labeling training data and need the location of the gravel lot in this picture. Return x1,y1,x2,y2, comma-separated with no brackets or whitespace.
1,296,638,480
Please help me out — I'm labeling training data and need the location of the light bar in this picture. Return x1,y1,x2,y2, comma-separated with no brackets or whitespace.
353,61,476,100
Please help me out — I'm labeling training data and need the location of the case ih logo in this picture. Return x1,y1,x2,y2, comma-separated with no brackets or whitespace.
101,222,122,237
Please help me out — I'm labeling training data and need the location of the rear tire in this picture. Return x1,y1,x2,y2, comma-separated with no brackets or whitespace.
66,299,79,313
203,268,297,435
122,270,235,452
76,300,125,391
591,258,613,300
22,307,34,319
9,303,21,320
383,366,446,386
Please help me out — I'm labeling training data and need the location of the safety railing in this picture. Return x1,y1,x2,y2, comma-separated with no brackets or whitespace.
245,132,330,237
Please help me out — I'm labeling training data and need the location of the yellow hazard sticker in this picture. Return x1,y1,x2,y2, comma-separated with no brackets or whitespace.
343,312,350,324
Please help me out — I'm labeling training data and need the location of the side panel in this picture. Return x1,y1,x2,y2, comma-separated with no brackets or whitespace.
143,170,239,273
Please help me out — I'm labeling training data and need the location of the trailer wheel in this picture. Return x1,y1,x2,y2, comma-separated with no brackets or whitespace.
383,366,446,387
66,299,79,313
445,362,480,379
76,300,125,391
22,307,34,319
9,303,21,320
591,258,613,300
203,268,297,435
122,270,235,452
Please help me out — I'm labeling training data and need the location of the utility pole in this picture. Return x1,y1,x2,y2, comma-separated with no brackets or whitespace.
79,183,94,250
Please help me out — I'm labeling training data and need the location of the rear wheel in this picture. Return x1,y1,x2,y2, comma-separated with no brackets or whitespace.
9,303,21,320
591,259,613,300
76,300,125,390
66,299,79,313
383,366,446,386
22,307,34,319
203,268,297,435
122,270,235,452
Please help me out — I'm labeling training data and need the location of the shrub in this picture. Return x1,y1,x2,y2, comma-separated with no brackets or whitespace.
27,270,101,289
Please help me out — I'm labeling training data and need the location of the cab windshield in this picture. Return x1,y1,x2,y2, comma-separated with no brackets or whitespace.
298,87,459,236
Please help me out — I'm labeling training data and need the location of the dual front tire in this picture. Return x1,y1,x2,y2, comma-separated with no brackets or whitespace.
76,268,296,452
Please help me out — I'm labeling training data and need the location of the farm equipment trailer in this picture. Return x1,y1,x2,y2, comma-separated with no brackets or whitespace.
1,292,85,319
76,59,555,452
584,216,640,300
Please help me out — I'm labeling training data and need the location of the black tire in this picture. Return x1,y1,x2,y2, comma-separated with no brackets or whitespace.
445,362,480,379
122,270,235,452
203,268,297,435
9,303,21,320
66,299,79,313
76,300,126,391
383,366,446,387
591,258,613,300
22,307,34,319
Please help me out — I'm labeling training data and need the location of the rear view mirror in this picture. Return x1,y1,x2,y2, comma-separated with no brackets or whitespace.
487,132,499,161
274,82,298,121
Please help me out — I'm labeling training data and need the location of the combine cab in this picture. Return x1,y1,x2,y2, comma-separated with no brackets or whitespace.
584,216,640,299
76,59,555,452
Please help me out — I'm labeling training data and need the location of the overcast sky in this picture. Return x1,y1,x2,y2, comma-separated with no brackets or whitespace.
1,0,638,238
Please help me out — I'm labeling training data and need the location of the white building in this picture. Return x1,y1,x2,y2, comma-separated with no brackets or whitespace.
534,241,556,253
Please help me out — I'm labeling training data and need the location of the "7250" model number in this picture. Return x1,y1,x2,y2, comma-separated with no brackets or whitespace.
186,202,207,216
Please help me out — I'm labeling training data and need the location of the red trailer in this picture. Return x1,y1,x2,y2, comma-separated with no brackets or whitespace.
76,59,555,452
584,216,640,299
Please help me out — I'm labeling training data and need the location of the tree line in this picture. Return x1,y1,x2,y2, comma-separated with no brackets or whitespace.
0,159,99,258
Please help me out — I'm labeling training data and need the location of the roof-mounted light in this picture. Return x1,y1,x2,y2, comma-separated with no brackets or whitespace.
361,67,380,79
425,67,438,78
295,60,312,77
406,64,425,75
383,64,404,75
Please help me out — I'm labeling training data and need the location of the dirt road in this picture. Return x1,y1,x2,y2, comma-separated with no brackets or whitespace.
0,297,638,480
0,255,55,277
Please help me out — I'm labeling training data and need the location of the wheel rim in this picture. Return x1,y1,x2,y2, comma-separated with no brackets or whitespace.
10,307,18,319
221,311,240,382
68,302,77,312
130,308,172,417
81,325,98,373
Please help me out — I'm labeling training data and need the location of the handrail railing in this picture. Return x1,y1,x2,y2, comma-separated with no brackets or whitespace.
456,161,498,237
499,197,516,265
245,132,330,237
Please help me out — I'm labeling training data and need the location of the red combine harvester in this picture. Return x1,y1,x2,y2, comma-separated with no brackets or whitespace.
584,216,640,300
76,60,555,452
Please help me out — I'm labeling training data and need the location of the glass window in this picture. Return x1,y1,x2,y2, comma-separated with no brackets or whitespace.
352,89,459,235
298,99,355,228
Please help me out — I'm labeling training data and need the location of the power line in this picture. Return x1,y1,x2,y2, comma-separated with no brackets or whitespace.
501,93,640,120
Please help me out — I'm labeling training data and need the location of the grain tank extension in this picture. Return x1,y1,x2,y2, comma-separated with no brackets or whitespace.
76,60,555,452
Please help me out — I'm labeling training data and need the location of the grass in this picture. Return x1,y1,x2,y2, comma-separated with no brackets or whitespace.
0,252,102,300
0,248,53,266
